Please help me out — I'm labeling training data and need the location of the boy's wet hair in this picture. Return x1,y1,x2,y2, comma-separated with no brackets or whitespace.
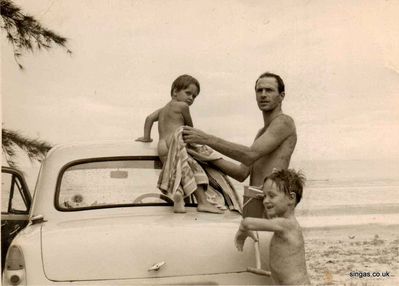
265,169,305,205
171,74,200,96
255,72,285,93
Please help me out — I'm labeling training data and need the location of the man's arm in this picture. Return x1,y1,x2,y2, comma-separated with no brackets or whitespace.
183,115,295,166
135,108,161,142
211,159,250,182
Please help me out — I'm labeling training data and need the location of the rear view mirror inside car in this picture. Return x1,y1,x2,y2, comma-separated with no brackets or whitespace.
110,170,128,179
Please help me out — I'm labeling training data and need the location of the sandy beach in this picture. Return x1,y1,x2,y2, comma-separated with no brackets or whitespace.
304,224,399,285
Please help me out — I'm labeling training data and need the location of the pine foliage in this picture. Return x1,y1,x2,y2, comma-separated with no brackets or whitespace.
2,128,52,168
0,0,71,69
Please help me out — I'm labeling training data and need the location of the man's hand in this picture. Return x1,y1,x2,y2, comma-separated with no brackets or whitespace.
182,126,210,145
234,223,258,251
135,136,153,143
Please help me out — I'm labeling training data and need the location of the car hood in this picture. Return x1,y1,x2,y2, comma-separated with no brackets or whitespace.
41,210,264,282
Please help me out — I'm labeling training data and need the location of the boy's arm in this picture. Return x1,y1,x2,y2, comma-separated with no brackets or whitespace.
241,217,286,232
178,102,193,127
135,108,161,142
235,217,286,251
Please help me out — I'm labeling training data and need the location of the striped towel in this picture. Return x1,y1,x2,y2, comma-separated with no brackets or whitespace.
157,127,242,213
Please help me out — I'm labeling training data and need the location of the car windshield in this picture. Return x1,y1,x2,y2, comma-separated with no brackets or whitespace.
56,158,176,210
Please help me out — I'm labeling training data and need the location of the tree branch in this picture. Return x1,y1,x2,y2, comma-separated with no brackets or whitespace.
0,0,72,69
2,128,52,168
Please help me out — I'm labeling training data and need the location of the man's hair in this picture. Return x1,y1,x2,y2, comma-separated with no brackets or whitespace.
255,72,285,93
171,74,200,96
265,169,305,205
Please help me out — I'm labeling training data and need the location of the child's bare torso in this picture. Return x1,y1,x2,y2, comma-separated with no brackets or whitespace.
157,101,186,161
269,219,310,285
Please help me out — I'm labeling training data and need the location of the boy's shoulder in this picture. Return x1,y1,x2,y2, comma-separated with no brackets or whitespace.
271,216,300,232
169,100,190,110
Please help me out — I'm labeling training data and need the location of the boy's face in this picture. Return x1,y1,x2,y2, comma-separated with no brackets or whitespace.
262,179,293,218
173,84,198,106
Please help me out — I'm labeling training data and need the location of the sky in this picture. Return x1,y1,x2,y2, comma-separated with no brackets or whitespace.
2,0,399,166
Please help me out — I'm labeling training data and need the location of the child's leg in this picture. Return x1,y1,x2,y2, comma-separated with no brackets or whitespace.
194,186,224,214
173,189,186,213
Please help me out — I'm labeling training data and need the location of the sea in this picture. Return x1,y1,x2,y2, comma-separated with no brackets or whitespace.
290,159,399,215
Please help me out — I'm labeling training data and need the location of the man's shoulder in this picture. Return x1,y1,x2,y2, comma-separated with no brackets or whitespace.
273,113,295,124
271,114,296,132
255,114,296,138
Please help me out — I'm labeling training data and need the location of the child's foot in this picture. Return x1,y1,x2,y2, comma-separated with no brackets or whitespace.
197,202,224,214
217,205,228,211
173,192,186,213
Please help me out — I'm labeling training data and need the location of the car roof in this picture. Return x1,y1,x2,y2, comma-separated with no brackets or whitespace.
47,140,158,161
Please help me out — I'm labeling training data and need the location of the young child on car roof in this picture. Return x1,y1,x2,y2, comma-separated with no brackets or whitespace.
136,74,223,214
235,169,310,285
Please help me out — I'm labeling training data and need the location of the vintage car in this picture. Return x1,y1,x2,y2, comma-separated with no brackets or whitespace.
2,141,272,285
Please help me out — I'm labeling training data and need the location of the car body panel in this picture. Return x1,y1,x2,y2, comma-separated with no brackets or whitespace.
41,209,267,281
8,216,272,285
1,166,31,270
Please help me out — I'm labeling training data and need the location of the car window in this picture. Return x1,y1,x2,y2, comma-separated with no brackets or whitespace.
57,159,168,210
1,172,29,213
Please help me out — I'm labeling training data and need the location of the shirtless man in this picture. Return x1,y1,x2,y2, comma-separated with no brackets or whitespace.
136,74,222,214
182,72,297,187
235,169,310,285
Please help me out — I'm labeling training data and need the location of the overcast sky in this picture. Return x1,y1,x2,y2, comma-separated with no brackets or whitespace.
2,0,399,163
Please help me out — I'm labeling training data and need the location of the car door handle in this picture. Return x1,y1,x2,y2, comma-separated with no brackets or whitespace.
9,225,21,236
148,261,165,271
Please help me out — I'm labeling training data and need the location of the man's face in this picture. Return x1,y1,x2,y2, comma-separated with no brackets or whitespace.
255,77,284,111
262,179,291,218
173,84,198,106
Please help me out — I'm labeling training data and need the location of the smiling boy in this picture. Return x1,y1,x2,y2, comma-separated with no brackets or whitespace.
235,169,310,285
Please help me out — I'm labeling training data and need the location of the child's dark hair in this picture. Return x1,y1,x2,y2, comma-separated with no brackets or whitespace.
170,74,200,96
265,169,306,205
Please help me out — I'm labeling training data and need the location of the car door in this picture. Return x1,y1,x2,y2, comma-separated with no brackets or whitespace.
1,166,32,271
